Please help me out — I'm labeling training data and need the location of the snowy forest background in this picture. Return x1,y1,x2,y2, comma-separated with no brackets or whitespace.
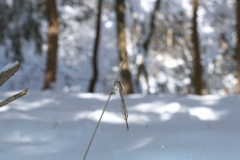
0,0,240,95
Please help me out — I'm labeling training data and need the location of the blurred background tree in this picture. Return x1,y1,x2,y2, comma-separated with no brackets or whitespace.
88,0,103,93
0,0,238,95
192,0,203,95
43,0,59,89
236,0,240,94
115,0,134,94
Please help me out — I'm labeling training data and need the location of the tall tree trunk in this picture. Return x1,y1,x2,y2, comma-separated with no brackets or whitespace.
116,0,134,94
88,0,103,93
44,0,59,89
236,0,240,94
192,0,202,95
143,0,161,55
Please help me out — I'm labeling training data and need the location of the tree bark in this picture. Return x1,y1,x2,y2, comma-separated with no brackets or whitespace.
88,0,103,93
236,0,240,94
192,0,203,95
143,0,161,54
44,0,59,89
116,0,134,94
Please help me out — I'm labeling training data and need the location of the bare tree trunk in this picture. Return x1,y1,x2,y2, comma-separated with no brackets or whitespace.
116,0,134,94
192,0,203,95
143,0,161,54
44,0,59,89
236,0,240,94
88,0,103,93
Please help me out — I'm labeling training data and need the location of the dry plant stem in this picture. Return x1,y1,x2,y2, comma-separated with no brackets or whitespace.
0,63,20,86
114,80,129,131
83,52,128,160
83,91,114,160
119,89,129,131
0,88,29,108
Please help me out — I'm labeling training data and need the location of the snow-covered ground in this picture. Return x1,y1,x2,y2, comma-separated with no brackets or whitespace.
0,91,240,160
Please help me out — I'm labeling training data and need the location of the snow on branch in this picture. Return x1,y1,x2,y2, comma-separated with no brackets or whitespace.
0,61,20,86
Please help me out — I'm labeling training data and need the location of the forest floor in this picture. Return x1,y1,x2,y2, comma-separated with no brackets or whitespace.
0,91,240,160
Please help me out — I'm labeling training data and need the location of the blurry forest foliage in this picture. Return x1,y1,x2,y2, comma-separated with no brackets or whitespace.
0,0,238,95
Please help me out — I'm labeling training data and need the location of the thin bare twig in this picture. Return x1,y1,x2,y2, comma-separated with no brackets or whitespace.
0,88,29,108
83,52,128,160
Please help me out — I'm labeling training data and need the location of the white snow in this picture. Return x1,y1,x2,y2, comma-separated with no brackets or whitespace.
0,61,19,73
0,91,240,160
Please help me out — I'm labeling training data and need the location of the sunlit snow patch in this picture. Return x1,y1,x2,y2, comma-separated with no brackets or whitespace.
188,107,227,121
